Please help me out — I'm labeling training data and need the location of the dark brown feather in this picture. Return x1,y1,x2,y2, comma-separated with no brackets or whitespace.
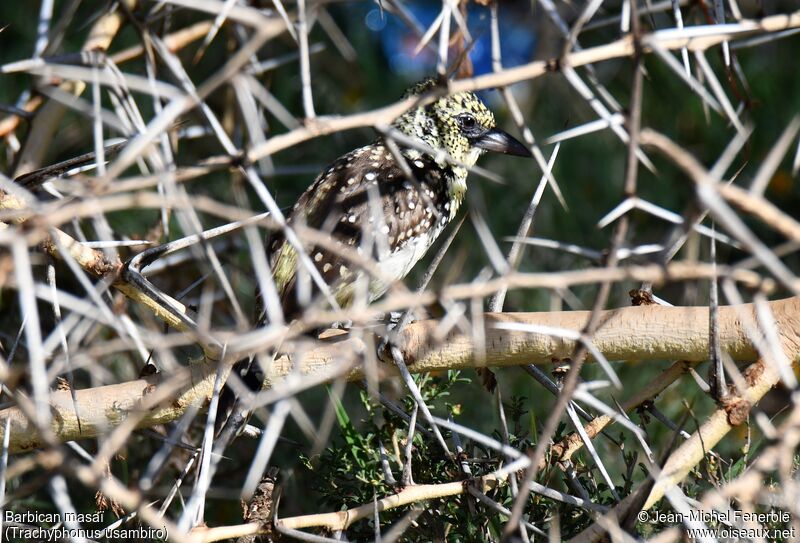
260,143,456,323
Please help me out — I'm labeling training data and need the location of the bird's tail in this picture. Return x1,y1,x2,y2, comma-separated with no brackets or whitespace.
214,355,267,438
215,275,276,438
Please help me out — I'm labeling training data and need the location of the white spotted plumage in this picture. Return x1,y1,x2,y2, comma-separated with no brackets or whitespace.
222,79,531,437
261,79,525,321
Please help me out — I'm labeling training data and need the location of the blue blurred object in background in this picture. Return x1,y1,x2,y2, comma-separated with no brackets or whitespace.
363,1,537,79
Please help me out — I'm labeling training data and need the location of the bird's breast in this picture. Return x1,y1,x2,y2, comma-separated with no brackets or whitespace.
368,215,449,301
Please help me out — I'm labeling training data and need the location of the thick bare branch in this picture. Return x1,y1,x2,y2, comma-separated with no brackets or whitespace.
2,297,798,453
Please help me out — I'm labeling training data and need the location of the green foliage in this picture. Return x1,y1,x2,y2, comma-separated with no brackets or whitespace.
300,374,628,540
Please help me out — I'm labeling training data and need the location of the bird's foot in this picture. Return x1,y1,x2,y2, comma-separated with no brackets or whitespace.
384,310,423,332
377,335,399,366
385,311,404,331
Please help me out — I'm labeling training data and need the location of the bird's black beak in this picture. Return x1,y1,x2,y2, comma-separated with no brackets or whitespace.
473,128,532,157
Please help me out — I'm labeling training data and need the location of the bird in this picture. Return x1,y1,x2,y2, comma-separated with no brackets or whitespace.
217,78,531,437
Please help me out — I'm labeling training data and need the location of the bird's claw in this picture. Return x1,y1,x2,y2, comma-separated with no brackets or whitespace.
377,336,398,365
384,311,405,331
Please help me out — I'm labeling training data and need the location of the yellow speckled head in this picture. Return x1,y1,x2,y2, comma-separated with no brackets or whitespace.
394,79,530,168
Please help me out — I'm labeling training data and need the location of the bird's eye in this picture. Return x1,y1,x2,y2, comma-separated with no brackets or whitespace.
458,114,478,132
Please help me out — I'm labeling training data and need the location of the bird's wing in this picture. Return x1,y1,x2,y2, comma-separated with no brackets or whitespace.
262,143,452,322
